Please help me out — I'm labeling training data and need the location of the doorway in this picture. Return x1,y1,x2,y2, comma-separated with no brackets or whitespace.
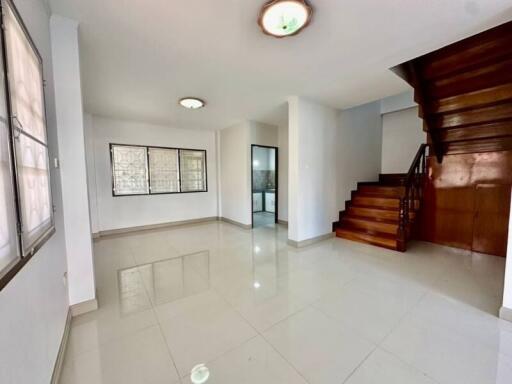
251,145,278,228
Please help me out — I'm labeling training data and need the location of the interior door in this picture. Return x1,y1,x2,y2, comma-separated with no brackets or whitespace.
472,184,511,257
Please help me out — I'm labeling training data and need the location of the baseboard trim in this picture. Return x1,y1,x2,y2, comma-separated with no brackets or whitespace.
97,217,219,238
51,309,72,384
92,232,100,239
288,232,335,248
499,306,512,322
278,219,288,226
219,217,252,229
70,298,98,317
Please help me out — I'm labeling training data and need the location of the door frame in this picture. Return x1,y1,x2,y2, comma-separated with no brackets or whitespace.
251,144,279,228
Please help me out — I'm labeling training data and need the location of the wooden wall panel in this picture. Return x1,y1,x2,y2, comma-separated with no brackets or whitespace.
472,184,511,257
422,185,475,250
421,151,512,256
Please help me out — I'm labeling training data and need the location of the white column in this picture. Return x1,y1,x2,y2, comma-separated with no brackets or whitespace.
50,16,96,312
500,189,512,322
287,97,338,245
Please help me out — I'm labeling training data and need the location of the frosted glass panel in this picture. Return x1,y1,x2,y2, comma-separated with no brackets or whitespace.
3,0,54,255
180,150,206,192
0,97,19,274
112,145,149,195
3,2,46,143
148,147,179,193
14,135,52,250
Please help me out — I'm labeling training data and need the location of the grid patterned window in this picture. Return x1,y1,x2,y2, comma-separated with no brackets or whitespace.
111,145,149,196
110,144,207,196
1,0,55,288
180,150,206,192
148,147,179,193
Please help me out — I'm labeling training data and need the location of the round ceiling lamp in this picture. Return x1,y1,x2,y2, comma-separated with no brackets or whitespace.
258,0,313,38
190,364,210,384
179,97,205,110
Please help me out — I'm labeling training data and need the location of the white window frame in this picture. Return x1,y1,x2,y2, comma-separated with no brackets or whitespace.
0,0,55,289
110,143,208,196
110,144,150,196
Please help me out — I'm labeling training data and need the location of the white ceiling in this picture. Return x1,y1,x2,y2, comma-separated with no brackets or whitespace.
49,0,512,130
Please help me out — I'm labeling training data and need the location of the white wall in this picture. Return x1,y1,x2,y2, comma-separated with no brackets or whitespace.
337,101,383,209
380,91,416,114
278,123,288,222
288,97,339,242
88,115,218,232
220,122,251,225
287,98,382,242
84,113,99,234
51,16,96,307
381,107,425,174
0,1,69,383
219,121,279,226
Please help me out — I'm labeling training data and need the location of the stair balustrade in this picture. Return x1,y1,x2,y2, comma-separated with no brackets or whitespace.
397,144,429,251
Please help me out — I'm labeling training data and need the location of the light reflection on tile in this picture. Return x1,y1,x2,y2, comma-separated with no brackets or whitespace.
117,250,210,312
60,221,510,384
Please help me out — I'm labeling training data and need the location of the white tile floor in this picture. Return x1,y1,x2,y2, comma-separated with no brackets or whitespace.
253,211,276,228
59,222,512,384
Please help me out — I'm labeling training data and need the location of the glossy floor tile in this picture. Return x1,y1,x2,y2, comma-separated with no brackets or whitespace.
60,221,509,384
253,211,276,228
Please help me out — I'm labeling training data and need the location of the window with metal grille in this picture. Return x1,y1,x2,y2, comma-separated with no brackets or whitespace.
148,147,179,194
180,150,206,192
111,144,149,196
110,144,207,196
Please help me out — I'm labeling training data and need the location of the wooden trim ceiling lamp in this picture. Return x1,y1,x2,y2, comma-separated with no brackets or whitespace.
258,0,313,38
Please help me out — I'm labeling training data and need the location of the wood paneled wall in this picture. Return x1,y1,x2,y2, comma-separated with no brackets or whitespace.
421,151,512,256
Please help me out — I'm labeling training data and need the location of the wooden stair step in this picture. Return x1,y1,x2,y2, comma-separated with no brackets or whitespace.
336,227,398,251
352,195,400,209
378,173,406,185
443,136,512,155
347,206,415,221
438,120,512,143
427,83,512,115
430,102,512,129
426,56,512,100
358,185,405,197
418,23,512,80
341,216,398,235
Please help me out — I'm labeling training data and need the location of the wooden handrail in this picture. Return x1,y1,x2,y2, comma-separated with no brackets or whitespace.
397,144,429,251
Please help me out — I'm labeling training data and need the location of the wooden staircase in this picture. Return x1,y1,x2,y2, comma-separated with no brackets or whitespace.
335,181,404,250
334,21,512,253
392,21,512,162
335,146,428,252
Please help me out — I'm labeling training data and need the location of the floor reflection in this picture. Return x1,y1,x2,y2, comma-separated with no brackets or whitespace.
118,250,210,314
60,222,510,384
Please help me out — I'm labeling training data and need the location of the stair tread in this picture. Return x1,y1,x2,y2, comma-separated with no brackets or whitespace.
336,226,396,240
342,214,399,225
355,194,401,200
335,227,398,251
349,203,399,212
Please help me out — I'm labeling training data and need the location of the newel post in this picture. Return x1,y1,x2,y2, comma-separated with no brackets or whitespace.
397,197,407,252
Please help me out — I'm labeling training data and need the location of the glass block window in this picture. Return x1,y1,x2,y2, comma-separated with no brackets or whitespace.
180,150,206,192
3,0,54,257
148,147,179,193
111,145,149,196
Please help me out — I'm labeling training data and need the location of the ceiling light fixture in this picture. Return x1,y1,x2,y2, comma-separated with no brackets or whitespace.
258,0,313,38
190,364,210,384
179,97,205,110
